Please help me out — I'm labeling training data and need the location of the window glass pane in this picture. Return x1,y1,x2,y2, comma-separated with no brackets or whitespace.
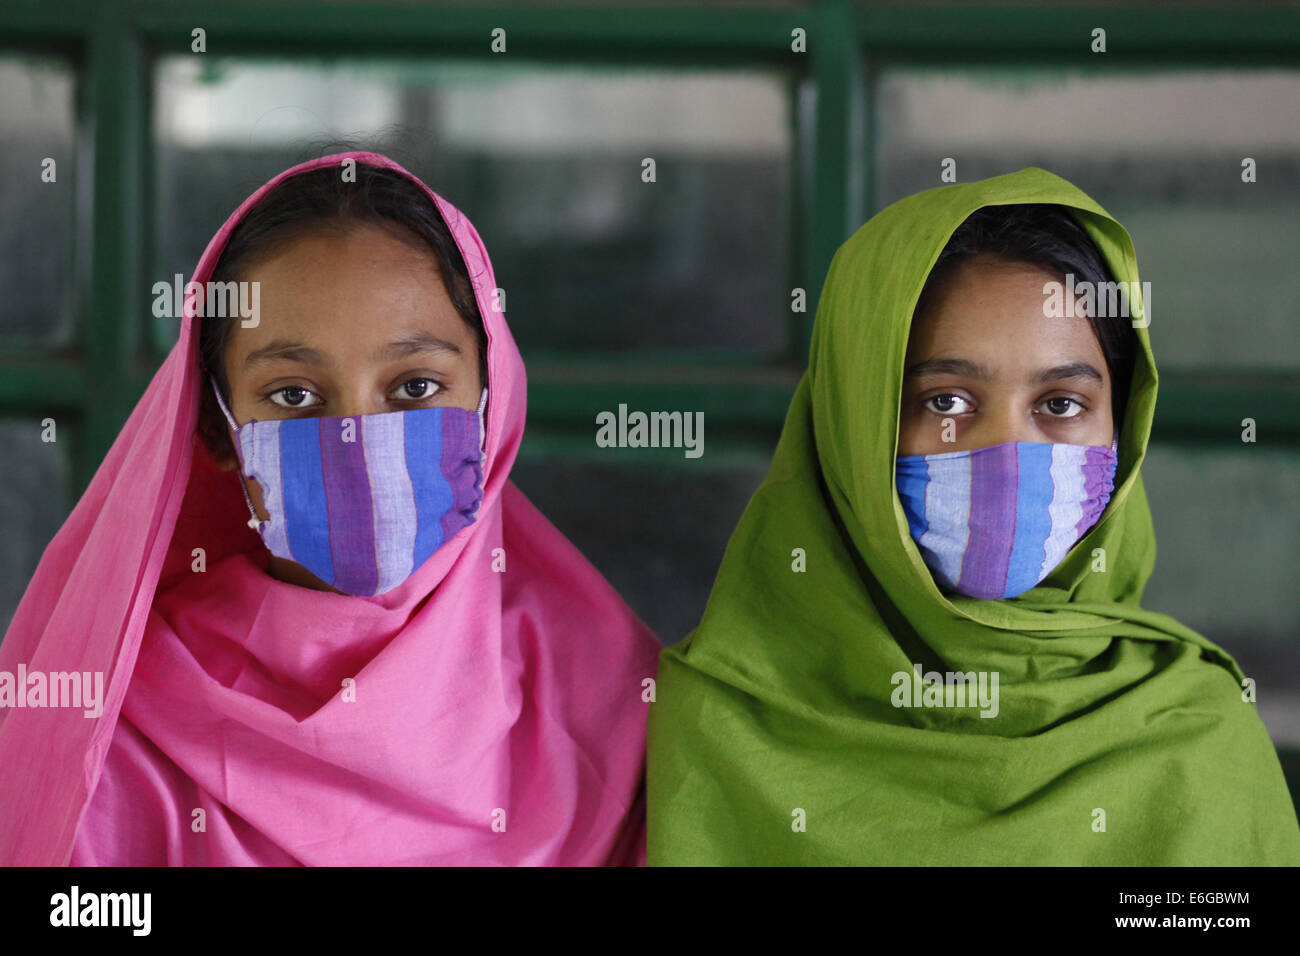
875,69,1300,371
509,457,768,644
0,419,71,636
1142,446,1300,748
0,54,76,348
152,58,793,358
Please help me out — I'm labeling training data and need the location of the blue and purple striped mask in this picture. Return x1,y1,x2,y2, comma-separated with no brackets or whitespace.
211,376,485,596
895,440,1117,601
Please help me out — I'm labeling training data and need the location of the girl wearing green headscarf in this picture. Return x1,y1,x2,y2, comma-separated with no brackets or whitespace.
646,167,1300,865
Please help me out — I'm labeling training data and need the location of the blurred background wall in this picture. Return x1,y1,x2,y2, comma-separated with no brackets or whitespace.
1,0,1297,786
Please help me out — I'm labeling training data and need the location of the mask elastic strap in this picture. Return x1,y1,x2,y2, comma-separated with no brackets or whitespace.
476,387,488,452
206,371,263,530
208,372,240,432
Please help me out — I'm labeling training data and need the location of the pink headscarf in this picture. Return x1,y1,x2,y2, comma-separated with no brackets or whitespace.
0,152,660,865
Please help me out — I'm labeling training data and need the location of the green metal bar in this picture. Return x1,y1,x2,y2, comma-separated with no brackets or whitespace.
138,64,159,361
520,349,793,370
803,0,863,363
856,6,1300,54
524,378,799,428
81,0,145,493
0,359,87,410
1151,377,1300,448
0,1,96,38
129,1,808,60
858,54,878,220
857,51,1300,75
516,426,780,467
7,1,1295,55
786,73,810,363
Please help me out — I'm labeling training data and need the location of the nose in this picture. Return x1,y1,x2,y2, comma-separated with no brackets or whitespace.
963,400,1039,450
330,384,388,420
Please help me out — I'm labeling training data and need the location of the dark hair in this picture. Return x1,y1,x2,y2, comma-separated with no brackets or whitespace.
196,162,488,458
913,203,1136,426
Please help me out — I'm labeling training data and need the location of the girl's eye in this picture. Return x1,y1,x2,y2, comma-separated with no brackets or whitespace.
923,394,972,415
394,378,441,401
1039,397,1085,418
269,385,321,409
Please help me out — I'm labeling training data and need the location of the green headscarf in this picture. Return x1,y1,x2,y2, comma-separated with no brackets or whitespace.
647,167,1299,865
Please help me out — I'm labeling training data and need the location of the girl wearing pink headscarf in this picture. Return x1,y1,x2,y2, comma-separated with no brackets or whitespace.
0,152,661,866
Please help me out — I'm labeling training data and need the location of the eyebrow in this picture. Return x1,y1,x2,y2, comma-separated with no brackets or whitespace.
243,340,327,369
905,357,994,379
1033,362,1105,386
243,332,461,370
905,357,1105,385
373,331,462,362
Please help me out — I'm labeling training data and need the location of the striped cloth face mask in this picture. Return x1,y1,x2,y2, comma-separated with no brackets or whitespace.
895,440,1118,600
210,375,486,596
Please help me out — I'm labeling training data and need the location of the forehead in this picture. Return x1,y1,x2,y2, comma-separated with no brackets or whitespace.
908,257,1105,366
248,221,438,286
225,223,466,349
